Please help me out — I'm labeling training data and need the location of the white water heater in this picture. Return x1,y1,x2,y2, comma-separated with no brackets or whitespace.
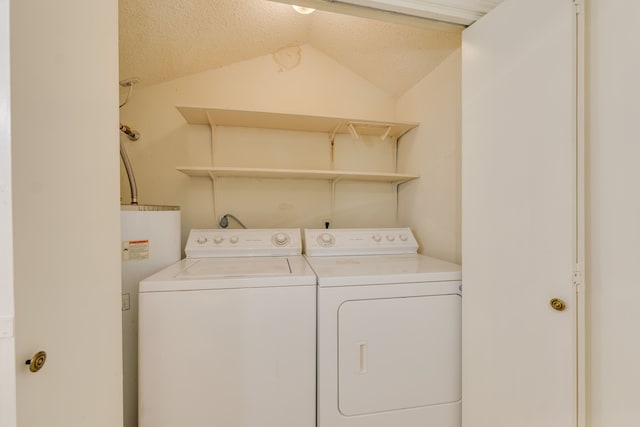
121,205,181,427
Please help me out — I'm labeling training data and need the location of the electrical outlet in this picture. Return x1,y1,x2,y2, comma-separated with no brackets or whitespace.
122,293,130,311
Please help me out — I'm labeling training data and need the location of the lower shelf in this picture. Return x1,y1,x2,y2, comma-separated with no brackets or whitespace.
176,166,419,184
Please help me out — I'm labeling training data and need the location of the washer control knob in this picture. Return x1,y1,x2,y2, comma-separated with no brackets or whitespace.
230,236,239,244
196,237,207,244
272,233,289,246
213,236,224,244
399,234,408,242
317,233,335,247
372,234,382,242
386,235,395,242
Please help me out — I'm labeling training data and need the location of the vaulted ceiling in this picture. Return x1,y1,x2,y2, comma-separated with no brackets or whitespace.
119,0,502,96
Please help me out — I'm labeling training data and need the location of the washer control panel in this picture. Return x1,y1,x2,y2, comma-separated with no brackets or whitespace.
186,228,302,258
304,228,418,256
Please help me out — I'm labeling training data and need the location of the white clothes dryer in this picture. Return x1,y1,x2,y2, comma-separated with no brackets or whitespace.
304,228,462,427
138,229,316,427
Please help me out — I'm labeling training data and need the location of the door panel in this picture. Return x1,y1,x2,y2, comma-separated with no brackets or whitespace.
139,287,316,427
462,0,577,426
338,295,461,415
0,0,16,425
10,1,122,426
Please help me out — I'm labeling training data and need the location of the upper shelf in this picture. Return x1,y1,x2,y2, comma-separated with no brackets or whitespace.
176,106,419,139
177,166,419,184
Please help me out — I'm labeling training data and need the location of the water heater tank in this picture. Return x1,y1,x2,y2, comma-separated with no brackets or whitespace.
120,205,181,427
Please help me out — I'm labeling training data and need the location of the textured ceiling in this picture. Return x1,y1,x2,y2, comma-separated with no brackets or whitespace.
271,0,505,26
119,0,498,96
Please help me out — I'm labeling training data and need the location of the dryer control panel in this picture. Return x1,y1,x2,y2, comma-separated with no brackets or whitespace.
304,228,418,256
186,228,302,258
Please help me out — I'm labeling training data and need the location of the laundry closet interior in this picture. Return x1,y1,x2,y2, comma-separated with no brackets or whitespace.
118,0,463,263
118,1,581,427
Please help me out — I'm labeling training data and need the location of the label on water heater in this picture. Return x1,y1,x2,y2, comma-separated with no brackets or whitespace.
122,239,149,261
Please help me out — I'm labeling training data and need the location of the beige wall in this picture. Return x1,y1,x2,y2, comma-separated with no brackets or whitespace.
397,50,462,264
587,0,640,424
119,44,403,249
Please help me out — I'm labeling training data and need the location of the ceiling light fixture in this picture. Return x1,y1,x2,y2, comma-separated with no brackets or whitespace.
292,5,315,14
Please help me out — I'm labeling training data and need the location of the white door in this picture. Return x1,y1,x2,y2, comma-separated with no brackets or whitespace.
462,0,582,426
0,0,17,425
4,1,123,426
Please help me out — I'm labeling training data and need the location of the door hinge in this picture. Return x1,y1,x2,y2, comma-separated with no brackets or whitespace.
0,315,14,339
573,0,583,15
573,263,584,292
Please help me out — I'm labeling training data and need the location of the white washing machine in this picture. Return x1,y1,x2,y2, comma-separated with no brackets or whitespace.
138,228,316,427
304,228,462,427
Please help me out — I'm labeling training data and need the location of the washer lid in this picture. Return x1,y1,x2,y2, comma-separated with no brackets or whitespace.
176,257,292,279
305,254,461,287
139,256,316,292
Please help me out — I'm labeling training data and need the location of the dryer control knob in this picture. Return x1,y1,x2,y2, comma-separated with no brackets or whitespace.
230,236,239,244
196,237,207,244
317,233,335,247
386,235,395,242
273,233,289,246
213,236,224,244
399,234,408,241
372,234,382,242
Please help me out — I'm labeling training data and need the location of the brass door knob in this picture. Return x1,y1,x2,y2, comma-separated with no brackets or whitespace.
25,351,47,373
550,298,567,312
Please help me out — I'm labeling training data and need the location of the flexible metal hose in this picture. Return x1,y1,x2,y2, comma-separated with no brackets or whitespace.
120,139,138,205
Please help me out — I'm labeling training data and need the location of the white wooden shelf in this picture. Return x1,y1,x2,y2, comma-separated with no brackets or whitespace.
177,106,418,139
177,166,419,184
176,107,420,223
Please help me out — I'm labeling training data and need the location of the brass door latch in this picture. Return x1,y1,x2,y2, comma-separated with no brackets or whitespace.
550,298,567,312
25,351,47,373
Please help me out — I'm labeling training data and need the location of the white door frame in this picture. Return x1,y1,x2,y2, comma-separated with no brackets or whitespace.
575,2,586,426
0,0,17,426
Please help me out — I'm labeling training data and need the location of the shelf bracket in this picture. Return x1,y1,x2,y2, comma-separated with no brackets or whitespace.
392,137,398,172
393,178,413,225
380,126,392,141
206,111,217,166
394,181,400,226
328,122,345,170
329,121,344,142
346,120,396,140
208,173,219,226
347,123,359,140
330,138,335,169
330,177,343,223
394,177,414,186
